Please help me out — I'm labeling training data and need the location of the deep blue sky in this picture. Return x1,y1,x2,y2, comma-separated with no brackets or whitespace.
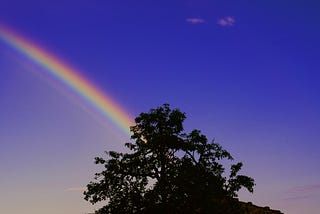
1,1,320,214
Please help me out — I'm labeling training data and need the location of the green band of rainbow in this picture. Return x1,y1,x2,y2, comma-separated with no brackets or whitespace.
0,25,133,136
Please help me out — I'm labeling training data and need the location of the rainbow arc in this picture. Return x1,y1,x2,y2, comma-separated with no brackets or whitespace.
0,25,133,136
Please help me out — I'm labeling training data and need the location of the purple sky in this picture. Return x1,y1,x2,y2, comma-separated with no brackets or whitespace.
1,1,320,213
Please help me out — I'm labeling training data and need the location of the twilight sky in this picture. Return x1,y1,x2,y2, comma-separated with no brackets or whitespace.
1,1,320,214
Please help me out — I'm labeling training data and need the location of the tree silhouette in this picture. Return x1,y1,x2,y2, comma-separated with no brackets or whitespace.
84,104,254,214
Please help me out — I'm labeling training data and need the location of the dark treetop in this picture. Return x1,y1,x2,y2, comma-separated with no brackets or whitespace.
84,104,255,214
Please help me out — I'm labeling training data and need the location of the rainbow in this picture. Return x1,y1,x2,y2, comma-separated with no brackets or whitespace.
0,25,134,136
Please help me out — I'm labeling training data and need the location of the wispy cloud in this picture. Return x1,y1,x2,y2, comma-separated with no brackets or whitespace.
287,184,320,194
217,16,235,27
282,195,314,201
186,18,205,24
64,187,86,192
281,184,320,201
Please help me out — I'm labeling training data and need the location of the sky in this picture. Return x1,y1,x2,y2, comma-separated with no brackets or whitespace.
0,0,320,213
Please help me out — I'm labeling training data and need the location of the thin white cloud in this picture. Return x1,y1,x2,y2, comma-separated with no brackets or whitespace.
64,187,86,192
217,16,235,27
186,18,205,24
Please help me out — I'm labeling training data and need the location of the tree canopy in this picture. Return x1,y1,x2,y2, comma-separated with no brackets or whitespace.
84,104,255,214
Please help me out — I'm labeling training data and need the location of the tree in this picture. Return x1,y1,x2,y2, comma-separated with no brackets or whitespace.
84,104,255,214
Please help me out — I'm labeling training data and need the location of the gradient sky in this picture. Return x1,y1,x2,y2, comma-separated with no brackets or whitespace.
1,1,320,214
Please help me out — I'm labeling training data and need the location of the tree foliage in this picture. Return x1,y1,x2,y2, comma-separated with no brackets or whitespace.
84,104,255,213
